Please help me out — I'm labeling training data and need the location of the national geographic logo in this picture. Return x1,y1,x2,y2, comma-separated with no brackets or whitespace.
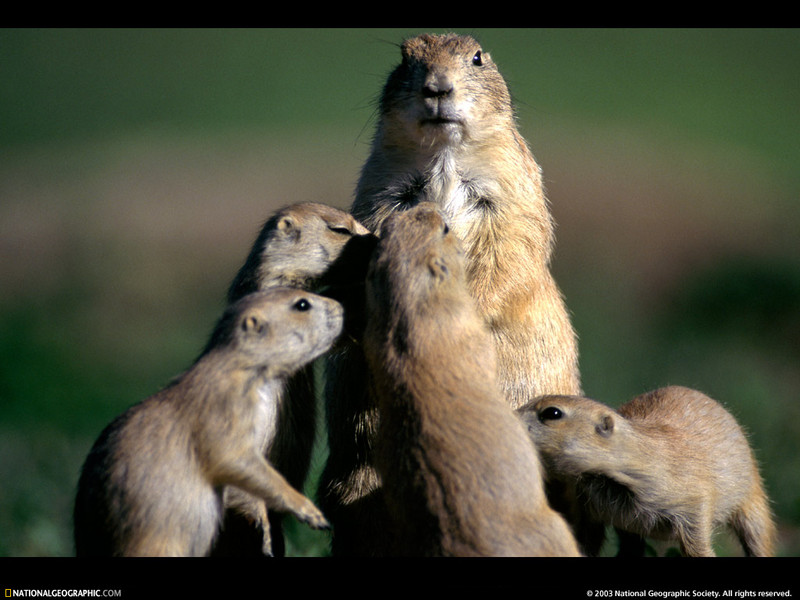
5,591,122,598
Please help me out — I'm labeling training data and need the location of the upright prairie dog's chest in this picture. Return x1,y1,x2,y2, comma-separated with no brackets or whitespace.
378,152,501,235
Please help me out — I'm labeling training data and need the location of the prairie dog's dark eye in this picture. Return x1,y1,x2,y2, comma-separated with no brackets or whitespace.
539,406,564,422
472,50,483,66
293,298,311,311
442,223,449,235
328,225,352,235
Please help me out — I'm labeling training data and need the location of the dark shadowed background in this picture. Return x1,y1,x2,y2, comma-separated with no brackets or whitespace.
0,27,798,557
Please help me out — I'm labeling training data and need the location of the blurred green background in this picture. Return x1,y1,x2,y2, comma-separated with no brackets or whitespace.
0,28,797,557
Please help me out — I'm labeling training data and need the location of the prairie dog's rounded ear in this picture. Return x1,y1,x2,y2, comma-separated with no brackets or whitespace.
242,314,267,335
596,414,615,438
277,215,296,232
428,256,449,280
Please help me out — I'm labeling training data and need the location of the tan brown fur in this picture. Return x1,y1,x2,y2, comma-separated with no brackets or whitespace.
321,32,580,555
226,202,375,309
518,387,776,557
213,202,376,556
351,32,581,404
73,289,341,556
362,203,581,556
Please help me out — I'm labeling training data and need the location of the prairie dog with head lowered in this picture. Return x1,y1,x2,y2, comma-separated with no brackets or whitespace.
73,289,341,556
321,31,581,556
362,203,581,556
518,387,776,557
227,202,375,308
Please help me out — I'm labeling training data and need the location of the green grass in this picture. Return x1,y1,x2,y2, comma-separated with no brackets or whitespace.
1,27,798,557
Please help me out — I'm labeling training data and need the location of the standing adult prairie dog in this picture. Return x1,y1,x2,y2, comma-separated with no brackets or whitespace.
321,31,581,555
362,204,581,556
212,202,376,557
73,289,340,556
351,32,581,404
518,387,776,557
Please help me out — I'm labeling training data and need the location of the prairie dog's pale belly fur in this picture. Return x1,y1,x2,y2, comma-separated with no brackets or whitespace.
255,379,283,452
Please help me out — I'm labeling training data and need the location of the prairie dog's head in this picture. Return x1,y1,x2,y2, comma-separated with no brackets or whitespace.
379,32,514,148
363,204,498,405
518,395,626,479
366,202,466,323
210,288,343,377
227,202,375,302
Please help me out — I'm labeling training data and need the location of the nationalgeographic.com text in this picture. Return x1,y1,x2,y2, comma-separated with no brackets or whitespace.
6,590,122,598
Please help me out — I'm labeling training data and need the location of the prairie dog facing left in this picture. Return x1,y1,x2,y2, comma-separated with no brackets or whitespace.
363,203,581,556
73,289,340,556
518,387,776,557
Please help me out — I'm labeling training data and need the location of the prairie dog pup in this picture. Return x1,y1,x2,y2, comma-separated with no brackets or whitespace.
518,387,776,557
227,202,375,313
215,202,376,556
363,204,581,556
322,31,580,555
73,289,340,556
